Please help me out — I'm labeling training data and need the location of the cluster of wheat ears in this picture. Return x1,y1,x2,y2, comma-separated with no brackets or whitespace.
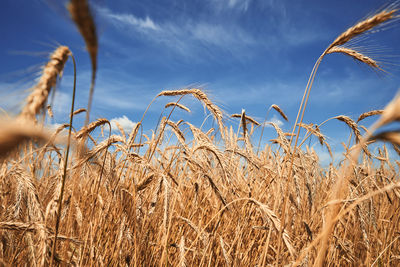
1,1,400,266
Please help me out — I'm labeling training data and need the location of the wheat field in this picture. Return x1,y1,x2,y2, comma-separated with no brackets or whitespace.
1,1,400,266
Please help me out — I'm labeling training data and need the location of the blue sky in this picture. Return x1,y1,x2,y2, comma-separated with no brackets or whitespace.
1,0,400,163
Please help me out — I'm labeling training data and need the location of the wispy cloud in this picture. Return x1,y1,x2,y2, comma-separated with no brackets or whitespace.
207,0,261,12
311,67,391,108
213,79,304,108
95,5,256,58
60,69,154,114
225,0,253,12
96,6,159,31
213,66,393,113
93,1,331,67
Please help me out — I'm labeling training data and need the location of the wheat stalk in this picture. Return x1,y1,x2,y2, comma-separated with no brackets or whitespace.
219,236,232,266
166,121,187,150
127,121,142,146
313,9,400,258
179,236,186,267
9,166,48,265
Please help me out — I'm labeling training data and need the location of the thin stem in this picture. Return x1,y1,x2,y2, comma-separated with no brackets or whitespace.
256,107,271,155
276,52,326,266
289,55,323,145
90,123,112,218
50,53,77,266
147,95,185,162
84,67,96,126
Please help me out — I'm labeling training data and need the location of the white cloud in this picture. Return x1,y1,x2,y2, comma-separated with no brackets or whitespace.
270,115,284,127
110,115,136,133
264,115,284,128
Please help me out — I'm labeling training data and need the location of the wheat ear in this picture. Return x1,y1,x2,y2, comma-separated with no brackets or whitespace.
231,113,261,126
158,89,224,138
327,46,380,68
271,104,289,121
312,10,399,265
76,118,110,139
357,110,383,122
327,9,397,51
20,46,70,121
0,121,49,159
68,0,98,125
334,115,362,142
165,102,191,113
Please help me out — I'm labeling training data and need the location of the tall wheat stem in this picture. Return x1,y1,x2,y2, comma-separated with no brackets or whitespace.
50,54,77,266
275,53,325,265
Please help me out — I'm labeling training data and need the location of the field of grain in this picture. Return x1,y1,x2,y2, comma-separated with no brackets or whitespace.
1,1,400,266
